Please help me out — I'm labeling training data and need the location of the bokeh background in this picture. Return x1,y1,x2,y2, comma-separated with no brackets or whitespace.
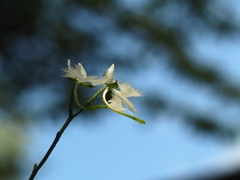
1,0,240,179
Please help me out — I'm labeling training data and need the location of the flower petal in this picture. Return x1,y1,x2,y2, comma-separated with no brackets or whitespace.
105,64,115,84
108,94,125,112
112,89,137,113
118,83,143,97
91,64,115,86
63,59,97,82
76,63,87,77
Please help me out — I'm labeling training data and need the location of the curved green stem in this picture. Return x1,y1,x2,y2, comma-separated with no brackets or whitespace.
74,83,108,110
102,88,146,124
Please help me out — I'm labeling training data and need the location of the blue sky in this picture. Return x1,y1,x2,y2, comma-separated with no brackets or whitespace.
24,1,240,180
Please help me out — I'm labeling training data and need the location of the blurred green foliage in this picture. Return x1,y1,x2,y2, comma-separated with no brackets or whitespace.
0,121,26,180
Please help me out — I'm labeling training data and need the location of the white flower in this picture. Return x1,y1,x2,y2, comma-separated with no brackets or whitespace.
63,59,97,83
63,60,114,86
91,64,115,86
107,83,143,113
102,82,145,124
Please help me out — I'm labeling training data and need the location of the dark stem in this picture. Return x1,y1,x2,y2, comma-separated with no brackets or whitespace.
28,115,76,180
28,85,92,180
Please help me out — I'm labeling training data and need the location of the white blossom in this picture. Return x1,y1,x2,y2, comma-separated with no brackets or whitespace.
108,83,143,113
91,64,115,86
63,59,97,83
63,60,114,86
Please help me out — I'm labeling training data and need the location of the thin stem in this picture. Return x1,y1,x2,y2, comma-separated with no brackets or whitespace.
73,82,108,110
29,116,75,180
29,85,103,180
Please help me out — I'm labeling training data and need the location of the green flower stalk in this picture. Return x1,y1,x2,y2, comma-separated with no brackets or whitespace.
73,82,108,110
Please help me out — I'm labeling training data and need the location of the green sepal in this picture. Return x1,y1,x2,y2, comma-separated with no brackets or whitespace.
107,81,118,89
66,77,78,83
66,78,95,88
79,82,95,88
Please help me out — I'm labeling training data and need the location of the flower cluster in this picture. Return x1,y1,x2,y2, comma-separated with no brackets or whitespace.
63,59,145,124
